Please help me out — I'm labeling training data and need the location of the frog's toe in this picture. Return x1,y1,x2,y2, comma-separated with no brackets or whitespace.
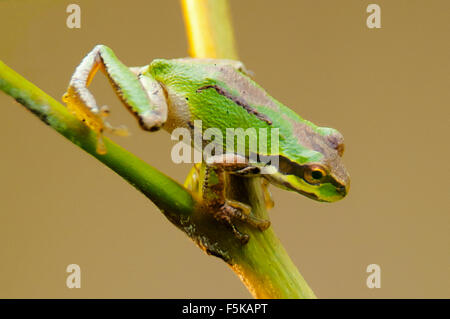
225,201,271,231
214,201,271,244
100,105,110,117
96,133,107,155
225,199,251,215
214,206,250,244
104,122,130,137
239,233,250,245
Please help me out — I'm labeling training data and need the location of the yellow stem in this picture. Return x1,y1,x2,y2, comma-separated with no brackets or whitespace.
181,0,238,59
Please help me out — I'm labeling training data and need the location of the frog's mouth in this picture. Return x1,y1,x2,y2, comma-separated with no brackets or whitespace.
294,188,321,201
292,180,347,202
265,172,347,202
264,172,318,200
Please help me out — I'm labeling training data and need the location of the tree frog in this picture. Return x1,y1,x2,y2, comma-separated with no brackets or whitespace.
63,45,350,244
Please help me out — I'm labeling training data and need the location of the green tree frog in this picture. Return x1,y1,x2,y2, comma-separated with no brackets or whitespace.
63,45,350,244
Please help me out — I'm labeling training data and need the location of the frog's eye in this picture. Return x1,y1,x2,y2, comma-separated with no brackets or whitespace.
304,165,327,184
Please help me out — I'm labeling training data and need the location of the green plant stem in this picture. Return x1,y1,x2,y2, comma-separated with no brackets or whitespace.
226,177,316,298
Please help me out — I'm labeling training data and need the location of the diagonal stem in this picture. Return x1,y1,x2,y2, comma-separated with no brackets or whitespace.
0,60,195,221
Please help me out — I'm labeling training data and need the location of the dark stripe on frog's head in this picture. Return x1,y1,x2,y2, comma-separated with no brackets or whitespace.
281,113,345,158
278,112,349,184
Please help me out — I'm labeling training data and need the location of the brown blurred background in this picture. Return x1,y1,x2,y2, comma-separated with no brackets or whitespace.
0,0,449,298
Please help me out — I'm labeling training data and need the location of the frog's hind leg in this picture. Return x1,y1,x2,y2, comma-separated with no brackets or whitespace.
203,154,271,244
63,44,167,154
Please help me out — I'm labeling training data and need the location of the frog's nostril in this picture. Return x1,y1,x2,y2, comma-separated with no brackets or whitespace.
337,184,348,197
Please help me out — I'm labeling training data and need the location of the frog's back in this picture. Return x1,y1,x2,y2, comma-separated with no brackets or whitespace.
149,58,338,164
149,58,294,129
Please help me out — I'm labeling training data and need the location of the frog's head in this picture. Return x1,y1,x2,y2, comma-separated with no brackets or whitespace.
265,127,350,202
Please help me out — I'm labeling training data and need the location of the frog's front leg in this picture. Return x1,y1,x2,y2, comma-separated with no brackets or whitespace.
62,44,167,154
204,154,271,244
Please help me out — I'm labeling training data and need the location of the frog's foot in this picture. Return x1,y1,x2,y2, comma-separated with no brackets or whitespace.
63,45,168,154
62,93,129,154
63,92,106,154
214,200,271,244
226,200,271,231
